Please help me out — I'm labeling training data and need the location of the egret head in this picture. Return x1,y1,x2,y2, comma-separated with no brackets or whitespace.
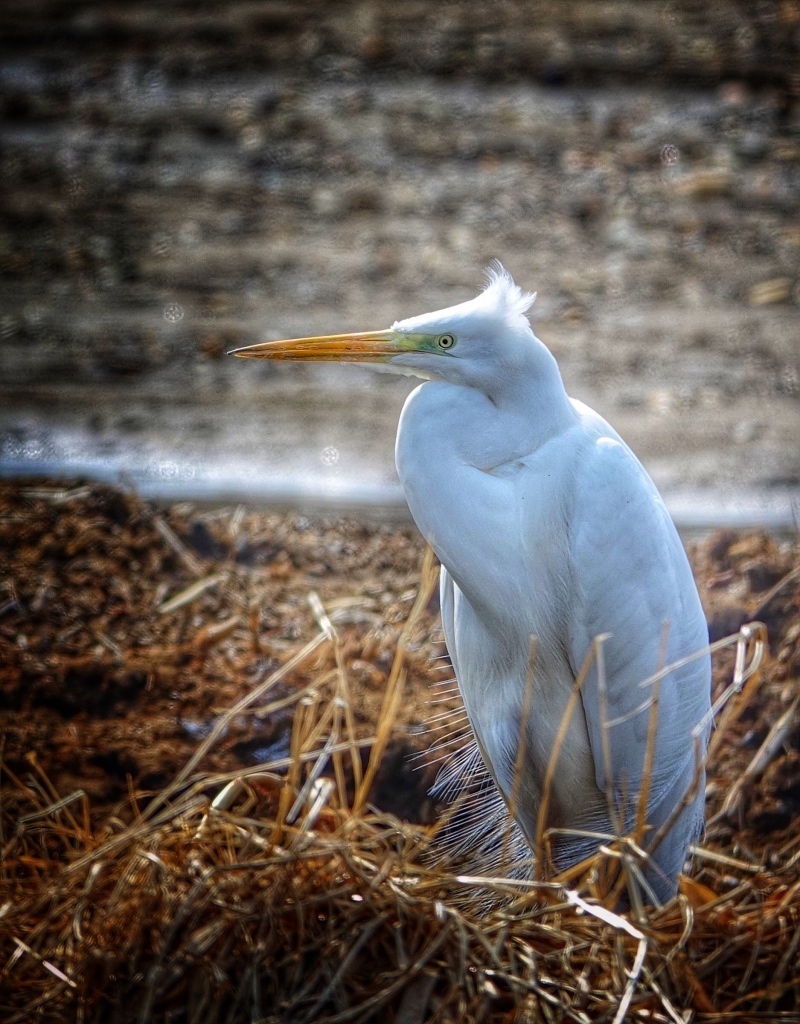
230,263,541,393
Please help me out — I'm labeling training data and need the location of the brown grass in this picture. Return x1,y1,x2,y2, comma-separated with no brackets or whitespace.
2,549,800,1023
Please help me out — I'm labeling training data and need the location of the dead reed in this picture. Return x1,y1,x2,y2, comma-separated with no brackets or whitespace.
2,601,799,1022
1,484,799,1022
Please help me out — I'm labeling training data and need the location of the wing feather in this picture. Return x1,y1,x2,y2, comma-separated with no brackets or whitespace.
568,437,711,828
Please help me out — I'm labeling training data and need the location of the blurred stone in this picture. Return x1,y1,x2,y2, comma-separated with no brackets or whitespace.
748,278,793,305
200,334,226,359
646,389,674,415
732,420,760,444
360,33,390,62
736,131,768,160
311,188,342,218
672,168,733,197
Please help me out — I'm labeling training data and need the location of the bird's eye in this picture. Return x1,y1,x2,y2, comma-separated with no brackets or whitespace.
438,334,456,350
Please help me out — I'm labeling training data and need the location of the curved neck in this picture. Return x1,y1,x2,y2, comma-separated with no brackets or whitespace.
457,339,576,470
396,338,578,584
396,360,577,633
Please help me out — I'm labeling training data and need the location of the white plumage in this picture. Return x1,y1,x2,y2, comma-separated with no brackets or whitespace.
233,264,712,903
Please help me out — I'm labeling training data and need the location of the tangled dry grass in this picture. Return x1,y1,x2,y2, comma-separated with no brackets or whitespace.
1,483,800,1022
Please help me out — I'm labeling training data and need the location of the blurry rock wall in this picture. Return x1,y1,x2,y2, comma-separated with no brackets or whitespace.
2,1,798,384
0,1,798,509
3,2,799,87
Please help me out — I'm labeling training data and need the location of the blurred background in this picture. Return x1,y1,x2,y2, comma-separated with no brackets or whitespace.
1,0,798,526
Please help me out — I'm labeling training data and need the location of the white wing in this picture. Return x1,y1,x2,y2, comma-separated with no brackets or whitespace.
567,434,711,832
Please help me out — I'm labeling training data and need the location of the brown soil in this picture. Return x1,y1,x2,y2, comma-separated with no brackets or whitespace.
0,480,445,821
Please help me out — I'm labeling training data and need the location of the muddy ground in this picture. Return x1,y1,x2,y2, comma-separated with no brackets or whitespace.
1,1,799,520
1,479,799,870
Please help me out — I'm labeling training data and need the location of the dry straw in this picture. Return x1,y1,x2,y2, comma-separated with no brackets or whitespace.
1,553,799,1023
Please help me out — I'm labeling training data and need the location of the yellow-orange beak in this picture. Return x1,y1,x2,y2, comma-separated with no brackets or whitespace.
228,329,410,363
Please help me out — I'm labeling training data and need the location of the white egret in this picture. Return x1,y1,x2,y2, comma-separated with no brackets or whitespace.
232,264,711,903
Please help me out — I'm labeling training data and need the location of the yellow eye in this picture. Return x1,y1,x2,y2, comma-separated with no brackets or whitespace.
438,334,456,350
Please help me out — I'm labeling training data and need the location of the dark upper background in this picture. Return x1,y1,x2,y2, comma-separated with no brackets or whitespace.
1,0,799,524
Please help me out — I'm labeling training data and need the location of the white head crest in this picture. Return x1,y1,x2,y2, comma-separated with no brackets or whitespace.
394,262,536,337
481,261,537,320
